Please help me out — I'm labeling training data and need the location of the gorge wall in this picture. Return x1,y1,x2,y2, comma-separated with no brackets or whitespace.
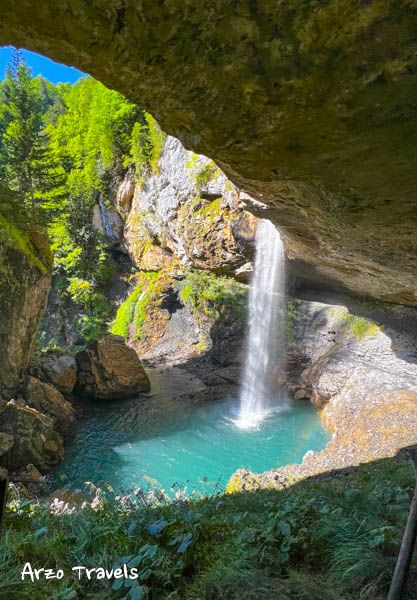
2,126,417,490
0,218,52,398
0,2,417,304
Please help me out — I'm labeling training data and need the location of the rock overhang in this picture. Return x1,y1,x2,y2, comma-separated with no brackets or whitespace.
0,1,417,303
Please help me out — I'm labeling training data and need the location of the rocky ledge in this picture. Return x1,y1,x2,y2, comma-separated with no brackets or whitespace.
228,295,417,492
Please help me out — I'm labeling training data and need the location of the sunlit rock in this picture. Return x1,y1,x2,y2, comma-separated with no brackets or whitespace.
76,334,150,400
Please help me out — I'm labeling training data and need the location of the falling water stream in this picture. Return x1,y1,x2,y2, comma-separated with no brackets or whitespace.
52,222,328,495
237,220,286,429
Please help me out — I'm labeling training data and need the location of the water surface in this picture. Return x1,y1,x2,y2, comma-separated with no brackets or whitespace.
52,368,328,495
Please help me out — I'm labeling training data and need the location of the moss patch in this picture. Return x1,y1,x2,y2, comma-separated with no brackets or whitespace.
110,271,170,342
331,309,380,339
179,271,247,324
0,213,51,275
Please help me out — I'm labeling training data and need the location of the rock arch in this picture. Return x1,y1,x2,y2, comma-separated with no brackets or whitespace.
0,1,417,302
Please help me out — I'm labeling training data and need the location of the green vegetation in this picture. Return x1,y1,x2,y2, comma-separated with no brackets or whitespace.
1,458,414,599
332,310,380,339
110,272,162,341
186,153,221,188
0,212,49,275
285,301,297,347
0,50,167,345
127,112,166,178
180,271,247,323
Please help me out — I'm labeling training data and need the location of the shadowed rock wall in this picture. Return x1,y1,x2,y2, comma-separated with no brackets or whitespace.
0,1,417,303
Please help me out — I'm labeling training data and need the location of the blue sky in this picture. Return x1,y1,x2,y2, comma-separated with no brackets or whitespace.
0,46,84,84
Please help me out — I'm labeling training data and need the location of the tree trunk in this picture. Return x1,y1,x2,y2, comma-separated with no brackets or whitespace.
388,453,417,600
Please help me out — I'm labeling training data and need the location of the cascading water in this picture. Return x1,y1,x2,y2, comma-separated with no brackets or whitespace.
236,219,285,429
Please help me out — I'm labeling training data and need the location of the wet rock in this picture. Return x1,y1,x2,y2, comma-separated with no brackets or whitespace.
26,376,76,439
93,195,124,248
294,388,308,400
76,334,151,400
31,352,77,395
0,399,64,472
230,296,417,489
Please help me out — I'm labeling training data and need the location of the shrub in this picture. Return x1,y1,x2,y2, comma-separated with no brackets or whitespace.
110,272,162,340
332,310,380,339
179,271,247,323
0,458,414,599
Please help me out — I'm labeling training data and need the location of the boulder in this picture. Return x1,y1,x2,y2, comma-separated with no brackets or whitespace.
26,376,76,439
31,352,77,395
13,463,42,483
76,334,150,400
0,400,64,472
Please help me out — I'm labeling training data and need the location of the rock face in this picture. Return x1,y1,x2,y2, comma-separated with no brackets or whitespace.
76,334,151,399
0,400,64,472
284,298,417,425
1,3,417,303
26,376,76,439
0,222,52,398
229,295,417,490
30,352,77,396
123,136,255,276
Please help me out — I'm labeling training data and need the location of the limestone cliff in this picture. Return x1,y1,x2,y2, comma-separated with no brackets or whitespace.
1,2,417,303
96,136,253,367
123,136,256,277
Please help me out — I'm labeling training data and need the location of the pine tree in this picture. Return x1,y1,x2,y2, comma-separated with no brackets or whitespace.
1,49,44,205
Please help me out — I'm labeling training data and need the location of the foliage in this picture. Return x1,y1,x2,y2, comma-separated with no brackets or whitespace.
110,272,162,340
0,51,167,345
66,277,110,342
0,458,414,599
333,310,380,339
186,152,220,187
179,271,247,323
0,49,52,206
0,212,50,275
127,113,166,178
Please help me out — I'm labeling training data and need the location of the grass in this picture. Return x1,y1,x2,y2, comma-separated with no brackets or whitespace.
330,309,380,339
0,458,415,599
0,212,51,275
110,272,164,341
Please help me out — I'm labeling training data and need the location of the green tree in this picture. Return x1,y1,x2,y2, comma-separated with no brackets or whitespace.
1,50,45,205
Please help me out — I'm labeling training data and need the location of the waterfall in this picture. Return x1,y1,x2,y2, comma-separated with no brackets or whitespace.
236,219,285,429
